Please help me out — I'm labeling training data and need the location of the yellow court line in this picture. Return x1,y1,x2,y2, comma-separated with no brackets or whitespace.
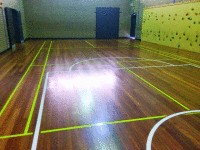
85,40,96,48
117,40,132,45
117,62,190,111
0,42,46,117
134,45,200,66
139,45,200,64
0,112,198,139
32,64,70,67
97,46,131,48
51,46,131,49
24,41,53,133
32,59,175,67
41,115,166,134
0,133,33,139
51,47,92,49
119,40,200,65
46,64,68,66
32,65,44,67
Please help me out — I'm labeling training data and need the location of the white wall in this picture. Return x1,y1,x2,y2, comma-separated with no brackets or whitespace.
23,0,131,38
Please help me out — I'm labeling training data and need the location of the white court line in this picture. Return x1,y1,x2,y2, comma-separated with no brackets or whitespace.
68,57,137,71
135,46,200,69
31,72,49,150
68,57,173,72
146,110,200,150
190,64,200,69
118,41,200,69
48,64,191,74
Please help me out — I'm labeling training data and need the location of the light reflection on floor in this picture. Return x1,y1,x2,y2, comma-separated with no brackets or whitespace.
86,124,123,149
49,71,116,90
46,70,121,127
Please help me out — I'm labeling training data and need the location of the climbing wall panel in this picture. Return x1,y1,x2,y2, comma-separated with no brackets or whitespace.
141,2,200,53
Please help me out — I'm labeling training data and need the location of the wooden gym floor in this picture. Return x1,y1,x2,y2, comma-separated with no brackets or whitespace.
0,39,199,150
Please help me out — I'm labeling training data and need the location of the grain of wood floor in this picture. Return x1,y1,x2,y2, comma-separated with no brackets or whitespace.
0,39,199,150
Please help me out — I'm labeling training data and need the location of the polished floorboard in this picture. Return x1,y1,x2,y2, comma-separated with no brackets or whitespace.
0,39,199,150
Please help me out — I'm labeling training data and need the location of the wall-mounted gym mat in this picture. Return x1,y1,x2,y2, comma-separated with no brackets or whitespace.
0,7,8,52
23,0,130,38
5,7,24,48
12,10,24,43
5,7,15,48
96,7,120,39
141,2,200,53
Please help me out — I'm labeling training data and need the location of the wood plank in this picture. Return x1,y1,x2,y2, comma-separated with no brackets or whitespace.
0,39,199,149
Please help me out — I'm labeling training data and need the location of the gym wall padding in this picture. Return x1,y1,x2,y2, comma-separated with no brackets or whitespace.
130,0,145,39
5,7,15,48
96,7,120,39
141,2,200,53
0,7,8,52
0,0,26,52
2,0,26,38
23,0,130,38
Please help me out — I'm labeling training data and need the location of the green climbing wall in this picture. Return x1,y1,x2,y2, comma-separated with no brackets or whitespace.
141,2,200,53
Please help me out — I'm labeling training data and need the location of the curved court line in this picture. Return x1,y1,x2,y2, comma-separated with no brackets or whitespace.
31,72,165,150
69,57,136,71
51,46,131,50
0,41,46,117
146,110,200,150
48,64,191,74
68,57,173,71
